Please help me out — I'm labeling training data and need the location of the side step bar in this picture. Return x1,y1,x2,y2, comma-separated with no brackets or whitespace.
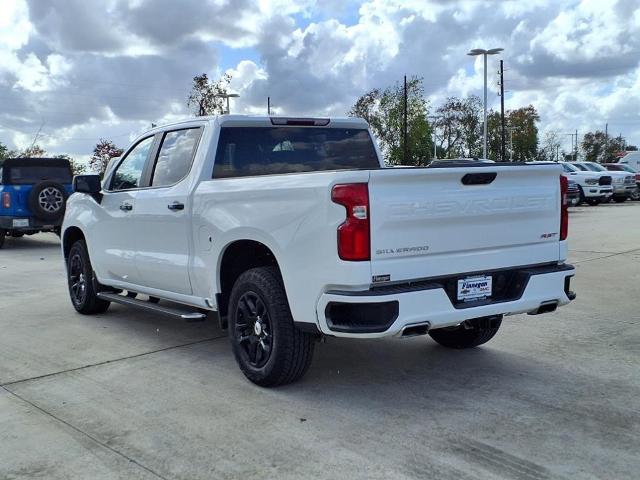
97,292,206,321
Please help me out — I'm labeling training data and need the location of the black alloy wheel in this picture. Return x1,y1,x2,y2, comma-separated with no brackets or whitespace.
234,291,273,368
68,251,88,307
66,240,110,314
228,266,315,387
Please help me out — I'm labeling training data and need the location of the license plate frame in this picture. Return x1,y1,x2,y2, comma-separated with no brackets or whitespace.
12,218,29,228
457,275,492,301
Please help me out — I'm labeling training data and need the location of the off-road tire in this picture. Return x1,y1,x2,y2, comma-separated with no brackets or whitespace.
429,315,503,349
613,196,627,203
0,230,5,249
28,181,67,222
67,240,110,314
586,198,601,206
228,266,314,387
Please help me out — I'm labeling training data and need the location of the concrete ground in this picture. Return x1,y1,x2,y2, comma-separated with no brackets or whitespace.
1,203,638,480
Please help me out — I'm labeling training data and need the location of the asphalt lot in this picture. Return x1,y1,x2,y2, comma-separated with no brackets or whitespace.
1,203,639,480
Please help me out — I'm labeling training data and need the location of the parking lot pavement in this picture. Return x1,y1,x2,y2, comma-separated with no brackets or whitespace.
1,204,639,480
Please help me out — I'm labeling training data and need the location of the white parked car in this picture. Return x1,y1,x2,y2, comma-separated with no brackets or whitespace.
560,162,613,205
62,115,576,386
574,161,635,203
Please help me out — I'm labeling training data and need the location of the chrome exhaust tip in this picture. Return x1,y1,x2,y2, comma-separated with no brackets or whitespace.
528,300,558,315
400,322,431,337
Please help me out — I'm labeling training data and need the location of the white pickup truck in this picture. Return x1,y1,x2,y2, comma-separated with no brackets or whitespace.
62,115,576,386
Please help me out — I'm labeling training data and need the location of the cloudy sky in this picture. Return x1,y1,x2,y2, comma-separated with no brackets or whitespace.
1,0,639,161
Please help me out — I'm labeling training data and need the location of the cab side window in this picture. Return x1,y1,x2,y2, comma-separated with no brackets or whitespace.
111,136,154,191
151,128,202,187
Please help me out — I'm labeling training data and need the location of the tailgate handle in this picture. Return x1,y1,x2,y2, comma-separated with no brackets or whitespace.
461,172,497,185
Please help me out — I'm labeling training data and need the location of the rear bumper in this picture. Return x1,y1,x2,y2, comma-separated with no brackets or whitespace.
0,216,62,231
316,263,576,338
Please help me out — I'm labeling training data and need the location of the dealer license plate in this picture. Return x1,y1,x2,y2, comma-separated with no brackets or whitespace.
12,219,29,228
457,275,492,301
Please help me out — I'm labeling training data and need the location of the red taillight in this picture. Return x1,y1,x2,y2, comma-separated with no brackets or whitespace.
560,175,568,241
331,183,370,261
2,192,10,209
635,173,640,182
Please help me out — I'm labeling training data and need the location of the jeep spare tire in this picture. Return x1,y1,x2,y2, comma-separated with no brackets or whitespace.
28,181,67,221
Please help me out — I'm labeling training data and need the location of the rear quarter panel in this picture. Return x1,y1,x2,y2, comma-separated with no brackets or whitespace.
191,170,372,324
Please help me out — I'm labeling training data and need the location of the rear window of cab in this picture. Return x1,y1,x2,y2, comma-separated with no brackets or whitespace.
213,127,379,178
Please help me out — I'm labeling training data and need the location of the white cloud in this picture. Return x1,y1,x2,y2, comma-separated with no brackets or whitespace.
1,0,640,158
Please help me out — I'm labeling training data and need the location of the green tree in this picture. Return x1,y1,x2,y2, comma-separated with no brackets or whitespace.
434,96,483,158
537,131,562,162
486,110,503,161
54,154,86,176
187,73,232,116
21,144,46,158
349,76,433,165
505,105,539,161
90,139,124,177
581,131,627,163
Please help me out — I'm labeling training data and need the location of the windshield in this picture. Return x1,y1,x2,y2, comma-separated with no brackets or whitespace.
213,127,380,178
582,162,606,172
572,163,589,171
562,163,579,172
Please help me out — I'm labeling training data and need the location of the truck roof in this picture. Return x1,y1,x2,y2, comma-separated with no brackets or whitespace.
145,115,370,134
2,157,71,169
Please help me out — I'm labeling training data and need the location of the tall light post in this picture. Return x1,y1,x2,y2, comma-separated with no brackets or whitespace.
427,115,440,160
215,93,240,114
467,47,503,159
508,126,517,161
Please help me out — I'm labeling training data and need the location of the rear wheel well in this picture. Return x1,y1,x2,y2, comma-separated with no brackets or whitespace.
218,240,280,319
63,227,85,260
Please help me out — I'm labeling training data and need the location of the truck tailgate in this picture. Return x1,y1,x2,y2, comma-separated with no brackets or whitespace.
368,165,562,282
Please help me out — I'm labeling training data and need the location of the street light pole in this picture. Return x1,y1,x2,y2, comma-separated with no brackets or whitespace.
507,126,516,161
214,93,240,114
483,53,487,159
467,47,503,159
427,115,440,160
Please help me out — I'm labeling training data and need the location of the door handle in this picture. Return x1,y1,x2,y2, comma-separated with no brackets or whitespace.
119,203,133,211
167,201,185,211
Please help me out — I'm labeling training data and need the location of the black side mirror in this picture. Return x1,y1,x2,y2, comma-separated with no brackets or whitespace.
73,175,102,202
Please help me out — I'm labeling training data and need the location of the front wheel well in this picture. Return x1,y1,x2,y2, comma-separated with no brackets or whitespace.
217,240,280,318
62,226,85,260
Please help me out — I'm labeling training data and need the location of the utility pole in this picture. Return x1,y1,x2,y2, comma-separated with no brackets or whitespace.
604,122,608,161
499,60,505,161
575,129,578,161
268,97,271,115
403,75,408,164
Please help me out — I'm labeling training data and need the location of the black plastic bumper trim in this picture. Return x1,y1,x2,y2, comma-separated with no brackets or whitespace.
325,300,399,333
327,263,574,298
327,263,575,310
